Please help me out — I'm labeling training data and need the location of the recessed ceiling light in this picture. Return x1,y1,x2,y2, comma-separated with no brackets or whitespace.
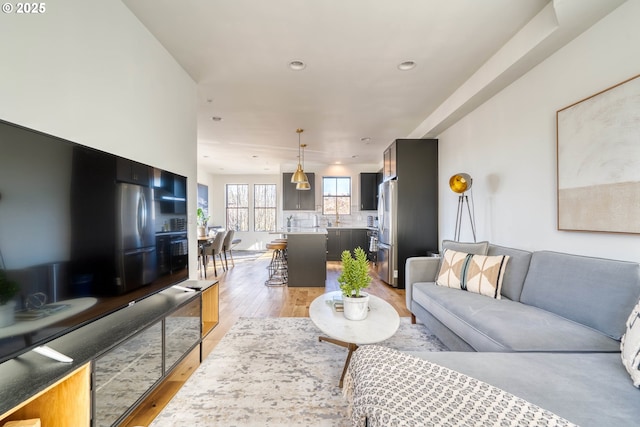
398,60,416,71
211,116,223,122
352,155,358,159
360,137,371,143
289,60,306,71
203,155,209,158
252,155,258,158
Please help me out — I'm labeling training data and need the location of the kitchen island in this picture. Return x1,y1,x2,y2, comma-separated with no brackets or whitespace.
274,228,327,287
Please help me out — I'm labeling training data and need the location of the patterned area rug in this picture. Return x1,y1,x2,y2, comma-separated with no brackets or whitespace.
150,317,447,427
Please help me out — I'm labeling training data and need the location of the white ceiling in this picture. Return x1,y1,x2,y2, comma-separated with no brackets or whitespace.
120,0,607,175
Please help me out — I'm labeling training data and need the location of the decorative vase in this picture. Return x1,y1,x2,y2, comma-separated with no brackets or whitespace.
343,293,370,321
197,226,206,237
0,300,16,328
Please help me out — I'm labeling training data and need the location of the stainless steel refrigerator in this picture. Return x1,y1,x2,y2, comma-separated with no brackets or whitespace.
376,180,398,286
115,183,158,293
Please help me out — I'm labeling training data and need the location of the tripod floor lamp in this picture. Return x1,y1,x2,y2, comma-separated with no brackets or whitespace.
449,173,477,242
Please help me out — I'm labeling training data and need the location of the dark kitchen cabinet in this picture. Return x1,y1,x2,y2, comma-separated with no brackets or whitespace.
283,172,315,210
352,229,369,254
116,157,151,186
360,172,381,211
326,228,370,261
383,141,397,181
326,229,352,261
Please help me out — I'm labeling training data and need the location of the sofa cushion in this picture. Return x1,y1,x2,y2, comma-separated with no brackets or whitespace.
441,239,489,255
621,299,640,387
487,244,532,301
436,249,509,299
413,282,621,352
520,251,640,340
416,351,640,427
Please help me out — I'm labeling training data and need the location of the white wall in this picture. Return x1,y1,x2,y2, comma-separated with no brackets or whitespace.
0,1,199,273
438,0,640,262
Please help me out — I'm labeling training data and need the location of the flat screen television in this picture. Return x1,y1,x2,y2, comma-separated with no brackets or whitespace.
0,119,189,364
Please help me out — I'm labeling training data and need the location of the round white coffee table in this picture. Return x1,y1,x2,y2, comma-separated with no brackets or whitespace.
309,290,400,386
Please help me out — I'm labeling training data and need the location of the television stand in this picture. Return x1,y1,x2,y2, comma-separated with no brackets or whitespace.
32,345,73,363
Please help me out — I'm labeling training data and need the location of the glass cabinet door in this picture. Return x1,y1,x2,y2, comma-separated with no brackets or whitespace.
93,322,163,427
165,298,201,372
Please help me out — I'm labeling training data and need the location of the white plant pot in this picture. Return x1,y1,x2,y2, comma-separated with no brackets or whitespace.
0,300,16,328
343,293,370,321
197,226,206,237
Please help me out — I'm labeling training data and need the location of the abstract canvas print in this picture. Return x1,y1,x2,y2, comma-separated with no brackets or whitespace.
557,74,640,234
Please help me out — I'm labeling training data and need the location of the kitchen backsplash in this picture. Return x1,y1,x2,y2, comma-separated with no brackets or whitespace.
283,207,377,228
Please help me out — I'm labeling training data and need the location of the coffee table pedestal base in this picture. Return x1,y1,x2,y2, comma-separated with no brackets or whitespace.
319,336,358,387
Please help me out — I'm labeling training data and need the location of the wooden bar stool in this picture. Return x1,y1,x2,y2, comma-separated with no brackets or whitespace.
273,238,287,259
265,241,288,286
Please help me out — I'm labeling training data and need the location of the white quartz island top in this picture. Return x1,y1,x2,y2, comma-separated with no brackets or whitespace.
272,227,328,235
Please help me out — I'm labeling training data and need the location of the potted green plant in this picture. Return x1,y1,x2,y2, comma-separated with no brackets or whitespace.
338,247,372,320
0,269,19,328
196,208,210,237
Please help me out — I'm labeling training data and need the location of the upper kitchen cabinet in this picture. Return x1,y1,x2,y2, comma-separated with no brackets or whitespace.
360,172,381,211
383,141,397,181
116,157,151,186
283,173,316,210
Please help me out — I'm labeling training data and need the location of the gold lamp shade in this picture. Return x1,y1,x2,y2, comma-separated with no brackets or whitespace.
449,173,472,194
291,165,308,184
296,181,311,190
291,128,308,183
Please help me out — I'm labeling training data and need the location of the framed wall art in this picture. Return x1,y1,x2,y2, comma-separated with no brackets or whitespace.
557,74,640,234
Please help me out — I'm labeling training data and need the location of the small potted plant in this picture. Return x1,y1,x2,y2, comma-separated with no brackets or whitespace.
0,269,19,328
338,247,372,320
196,208,210,237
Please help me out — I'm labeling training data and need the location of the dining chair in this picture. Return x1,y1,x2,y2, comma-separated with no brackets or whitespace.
206,230,227,277
222,229,235,269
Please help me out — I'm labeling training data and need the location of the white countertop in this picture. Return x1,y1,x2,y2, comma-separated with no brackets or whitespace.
272,227,328,235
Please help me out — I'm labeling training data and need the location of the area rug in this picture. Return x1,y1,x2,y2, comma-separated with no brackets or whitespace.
150,317,447,427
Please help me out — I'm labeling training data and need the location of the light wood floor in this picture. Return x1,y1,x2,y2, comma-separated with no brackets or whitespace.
122,252,408,426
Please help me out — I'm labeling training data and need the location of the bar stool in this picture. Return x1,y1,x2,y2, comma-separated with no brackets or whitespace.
265,241,288,286
273,238,288,260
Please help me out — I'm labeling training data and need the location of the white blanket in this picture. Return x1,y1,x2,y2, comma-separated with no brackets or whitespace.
344,346,578,427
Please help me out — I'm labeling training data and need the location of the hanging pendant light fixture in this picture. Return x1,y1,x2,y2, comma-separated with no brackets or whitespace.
296,143,311,190
291,128,309,184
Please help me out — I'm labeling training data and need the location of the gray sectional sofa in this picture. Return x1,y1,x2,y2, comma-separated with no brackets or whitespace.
350,241,640,426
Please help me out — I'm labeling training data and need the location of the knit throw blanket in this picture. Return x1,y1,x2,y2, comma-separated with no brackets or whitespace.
344,346,578,427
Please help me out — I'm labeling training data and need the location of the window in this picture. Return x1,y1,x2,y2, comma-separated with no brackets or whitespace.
322,177,351,215
226,184,249,231
254,184,277,232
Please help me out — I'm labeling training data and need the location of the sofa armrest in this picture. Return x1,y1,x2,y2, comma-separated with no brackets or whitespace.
405,256,441,310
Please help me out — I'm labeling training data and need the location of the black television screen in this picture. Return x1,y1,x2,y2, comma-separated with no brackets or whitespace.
0,119,189,364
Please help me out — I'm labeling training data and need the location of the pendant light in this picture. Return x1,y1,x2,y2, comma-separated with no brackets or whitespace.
291,128,309,184
296,143,311,190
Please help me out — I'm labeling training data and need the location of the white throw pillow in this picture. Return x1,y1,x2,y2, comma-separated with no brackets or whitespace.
621,299,640,388
436,249,509,299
